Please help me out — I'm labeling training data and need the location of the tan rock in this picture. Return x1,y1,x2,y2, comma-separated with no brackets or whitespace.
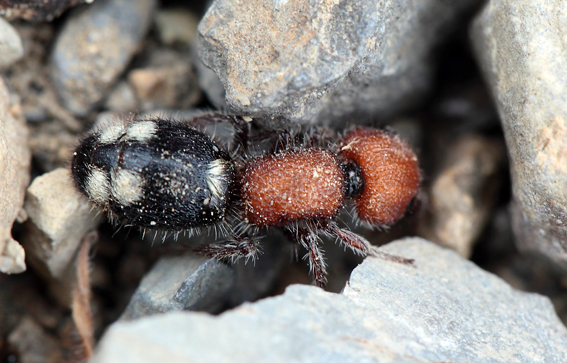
0,77,30,274
22,168,101,280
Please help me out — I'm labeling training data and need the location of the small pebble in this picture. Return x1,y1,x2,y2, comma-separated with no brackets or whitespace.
49,0,157,116
0,17,23,68
21,168,101,280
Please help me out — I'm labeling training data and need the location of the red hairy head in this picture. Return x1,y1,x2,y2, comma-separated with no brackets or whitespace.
339,127,420,227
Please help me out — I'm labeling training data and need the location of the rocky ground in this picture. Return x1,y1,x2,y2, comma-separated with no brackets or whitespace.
0,0,566,362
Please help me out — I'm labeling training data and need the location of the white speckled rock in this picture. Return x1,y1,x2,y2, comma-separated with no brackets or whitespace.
91,238,567,363
471,0,567,268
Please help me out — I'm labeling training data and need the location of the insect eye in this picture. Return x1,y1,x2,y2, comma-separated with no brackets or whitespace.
342,162,364,199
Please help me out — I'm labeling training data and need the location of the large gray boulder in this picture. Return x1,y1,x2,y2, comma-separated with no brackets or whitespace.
91,238,567,362
471,0,567,268
198,0,479,127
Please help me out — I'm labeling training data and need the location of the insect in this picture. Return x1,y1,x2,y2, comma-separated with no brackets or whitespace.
71,114,421,287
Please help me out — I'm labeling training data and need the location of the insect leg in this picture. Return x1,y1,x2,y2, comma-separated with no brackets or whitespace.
195,235,262,264
293,228,328,288
327,223,414,265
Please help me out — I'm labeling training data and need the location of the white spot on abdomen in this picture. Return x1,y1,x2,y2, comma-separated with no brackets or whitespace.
110,169,144,205
99,124,126,144
127,121,158,142
86,167,110,204
207,159,229,207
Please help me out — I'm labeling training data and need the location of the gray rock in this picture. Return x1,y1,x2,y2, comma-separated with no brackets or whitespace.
0,77,30,274
121,230,290,319
91,238,567,363
121,255,234,320
49,0,157,116
0,17,23,68
471,0,567,268
21,168,101,280
198,0,478,127
419,135,506,257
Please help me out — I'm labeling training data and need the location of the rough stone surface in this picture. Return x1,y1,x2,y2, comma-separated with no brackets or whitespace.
92,238,567,363
419,135,506,257
49,0,157,116
471,0,567,268
0,17,23,68
0,77,30,274
121,255,234,320
21,168,101,280
198,0,478,127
